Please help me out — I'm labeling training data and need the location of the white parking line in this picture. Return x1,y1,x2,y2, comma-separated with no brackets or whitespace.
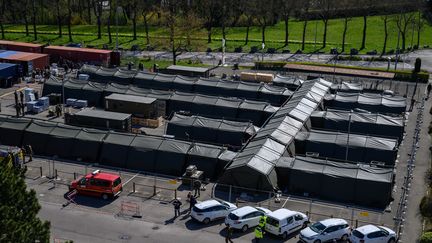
123,172,140,186
281,196,290,208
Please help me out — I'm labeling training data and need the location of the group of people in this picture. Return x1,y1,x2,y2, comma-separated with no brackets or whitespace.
14,90,25,117
172,180,202,218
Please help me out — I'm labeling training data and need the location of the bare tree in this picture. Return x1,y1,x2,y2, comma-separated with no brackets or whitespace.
32,0,37,40
93,0,103,39
381,15,390,55
279,0,298,46
340,0,352,53
164,0,186,65
141,1,156,45
67,0,72,42
359,0,375,50
255,0,275,44
395,12,416,50
301,0,311,50
316,0,334,48
54,0,64,38
240,0,255,45
198,0,218,43
107,0,113,44
87,0,92,23
0,0,5,39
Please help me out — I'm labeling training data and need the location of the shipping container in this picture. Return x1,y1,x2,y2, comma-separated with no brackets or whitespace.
0,50,49,75
0,40,44,53
0,63,19,88
65,109,132,132
43,46,112,66
105,93,164,119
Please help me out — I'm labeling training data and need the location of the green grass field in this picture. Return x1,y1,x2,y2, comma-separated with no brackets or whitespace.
3,13,432,54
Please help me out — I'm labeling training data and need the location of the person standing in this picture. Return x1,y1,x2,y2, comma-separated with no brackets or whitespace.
225,225,234,243
25,145,33,162
14,90,18,106
20,102,25,116
258,215,267,228
15,103,20,117
172,198,182,218
193,180,202,197
189,194,197,212
254,226,264,243
19,91,24,105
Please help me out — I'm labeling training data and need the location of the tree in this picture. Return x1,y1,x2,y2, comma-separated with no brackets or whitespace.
316,0,334,48
279,0,298,47
107,0,113,44
255,0,275,44
300,0,311,50
198,0,218,43
54,0,64,38
240,0,255,45
140,0,156,45
219,0,232,42
0,155,50,242
93,0,103,39
359,0,375,50
67,0,73,42
32,0,37,40
164,0,186,65
395,12,416,50
0,0,6,39
340,0,352,53
381,15,390,55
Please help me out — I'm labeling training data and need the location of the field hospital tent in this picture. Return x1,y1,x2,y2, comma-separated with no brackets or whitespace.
71,128,107,162
310,110,405,140
294,130,398,166
125,135,163,172
218,79,332,191
187,143,225,180
275,156,394,208
324,92,407,114
0,116,31,146
22,120,57,155
272,75,304,90
99,132,136,168
42,77,277,126
79,65,292,105
45,124,82,158
167,113,256,147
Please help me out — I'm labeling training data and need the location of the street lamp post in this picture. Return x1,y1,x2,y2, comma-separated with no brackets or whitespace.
261,42,265,62
62,77,65,114
333,48,338,82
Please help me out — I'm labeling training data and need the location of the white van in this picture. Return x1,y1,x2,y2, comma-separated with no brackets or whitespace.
265,208,309,239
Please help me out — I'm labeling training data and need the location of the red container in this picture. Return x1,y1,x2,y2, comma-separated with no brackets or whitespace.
43,46,112,66
0,40,43,53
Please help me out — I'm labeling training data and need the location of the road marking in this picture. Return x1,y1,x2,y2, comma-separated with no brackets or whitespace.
123,172,140,186
281,196,290,208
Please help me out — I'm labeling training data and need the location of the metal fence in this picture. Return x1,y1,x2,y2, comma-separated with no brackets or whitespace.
394,95,426,239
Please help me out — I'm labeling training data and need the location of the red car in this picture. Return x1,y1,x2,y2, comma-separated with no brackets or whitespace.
69,170,123,200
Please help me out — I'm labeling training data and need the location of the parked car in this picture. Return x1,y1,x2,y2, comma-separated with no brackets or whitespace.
69,170,122,200
265,208,309,240
224,206,272,232
190,199,237,224
350,224,397,243
299,218,350,243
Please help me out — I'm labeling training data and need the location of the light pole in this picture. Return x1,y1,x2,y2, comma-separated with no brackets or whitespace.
62,77,65,114
333,48,338,82
387,57,391,71
261,42,265,62
395,30,401,70
345,110,352,161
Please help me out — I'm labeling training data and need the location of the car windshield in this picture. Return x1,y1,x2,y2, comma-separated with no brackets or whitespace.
193,206,204,213
112,178,121,187
266,217,279,227
352,230,365,239
310,222,326,233
378,227,389,235
228,213,239,220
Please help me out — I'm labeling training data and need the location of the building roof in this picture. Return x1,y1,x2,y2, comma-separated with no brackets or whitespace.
167,65,210,73
44,45,113,54
75,109,131,121
0,50,48,61
105,93,156,104
0,40,43,48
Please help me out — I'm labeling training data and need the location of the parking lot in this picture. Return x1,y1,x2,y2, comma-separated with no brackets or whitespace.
24,155,399,243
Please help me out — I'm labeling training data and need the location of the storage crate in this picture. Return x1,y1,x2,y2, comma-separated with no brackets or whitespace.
66,98,77,106
32,105,44,114
74,100,88,108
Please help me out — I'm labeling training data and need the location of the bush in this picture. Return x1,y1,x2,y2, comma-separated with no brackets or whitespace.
267,48,276,54
350,48,359,55
71,16,86,25
206,47,212,53
420,195,432,218
387,49,395,55
420,232,432,243
250,46,259,53
282,49,290,54
234,47,242,53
